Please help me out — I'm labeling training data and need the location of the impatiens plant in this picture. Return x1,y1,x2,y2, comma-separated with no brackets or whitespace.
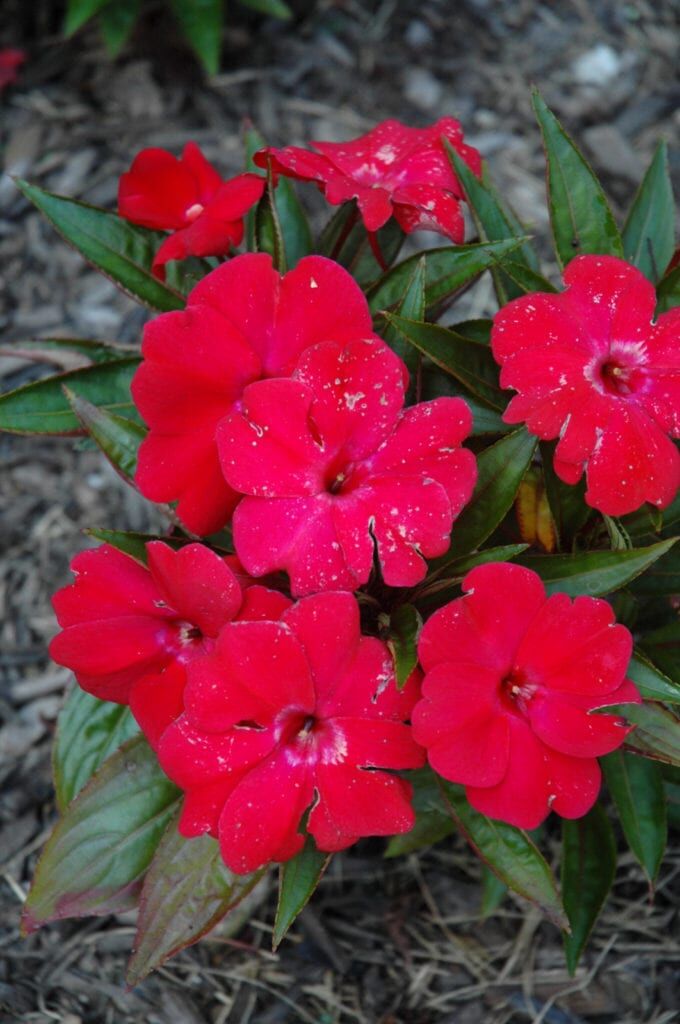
3,93,679,983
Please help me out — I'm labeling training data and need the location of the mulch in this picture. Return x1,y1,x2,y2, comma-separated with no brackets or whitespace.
1,1,679,1020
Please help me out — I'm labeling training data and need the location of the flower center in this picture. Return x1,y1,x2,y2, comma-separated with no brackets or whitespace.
275,707,348,766
177,623,202,646
599,359,643,396
500,668,536,715
185,202,205,223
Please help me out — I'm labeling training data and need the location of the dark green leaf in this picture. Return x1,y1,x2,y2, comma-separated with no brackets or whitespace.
367,238,527,316
0,337,137,366
53,686,140,812
384,810,455,857
318,202,405,286
383,314,504,410
561,805,616,973
433,428,537,564
602,750,666,884
169,0,222,74
64,0,111,34
16,181,185,311
480,865,507,917
603,702,680,768
441,781,567,929
245,127,311,269
273,836,329,949
387,604,422,689
419,366,510,435
22,736,180,934
416,545,530,610
379,257,425,391
127,813,264,985
99,0,141,53
623,141,675,283
641,623,680,686
657,265,680,314
540,441,590,550
627,650,680,705
493,260,558,296
239,0,292,15
519,538,677,596
0,358,139,435
65,389,145,481
531,89,623,267
629,540,680,596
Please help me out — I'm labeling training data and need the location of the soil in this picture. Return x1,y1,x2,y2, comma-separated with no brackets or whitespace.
1,1,679,1021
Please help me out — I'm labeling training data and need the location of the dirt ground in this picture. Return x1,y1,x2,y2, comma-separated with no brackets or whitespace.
1,1,679,1021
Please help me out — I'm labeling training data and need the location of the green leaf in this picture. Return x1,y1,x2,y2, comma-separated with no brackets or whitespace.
65,389,145,481
273,836,329,949
480,865,507,917
387,604,422,689
641,623,680,685
419,366,510,436
433,428,537,565
245,127,311,269
519,538,677,596
127,813,263,985
540,441,590,550
604,702,680,768
561,805,616,973
622,141,675,283
22,736,180,934
630,540,680,596
383,314,504,411
0,336,138,365
0,358,139,435
53,686,140,812
16,181,185,311
415,545,529,610
602,750,666,884
627,650,680,705
657,265,680,314
379,257,425,393
318,202,405,286
446,145,539,304
64,0,111,34
169,0,222,74
531,89,623,267
384,810,455,858
238,0,292,19
493,260,558,296
99,0,141,54
440,781,567,929
367,238,527,316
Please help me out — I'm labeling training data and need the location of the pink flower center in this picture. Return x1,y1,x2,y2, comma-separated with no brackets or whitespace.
500,668,536,715
185,202,205,223
599,359,644,396
588,342,648,398
275,707,348,766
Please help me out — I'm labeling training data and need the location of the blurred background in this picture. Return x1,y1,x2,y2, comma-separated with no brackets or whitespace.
1,2,679,1021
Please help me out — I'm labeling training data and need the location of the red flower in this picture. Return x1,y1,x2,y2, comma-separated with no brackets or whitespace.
0,49,25,93
412,562,641,830
154,592,425,873
255,118,481,243
132,253,378,536
118,143,264,279
219,337,477,595
491,255,680,516
49,542,290,711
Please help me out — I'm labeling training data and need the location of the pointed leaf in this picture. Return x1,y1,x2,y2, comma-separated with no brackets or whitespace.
99,0,141,54
127,813,264,985
65,389,145,481
531,89,623,267
318,201,405,286
367,237,527,315
627,650,680,705
519,538,678,596
387,604,422,689
641,623,680,686
22,736,180,934
245,126,311,268
0,337,137,366
379,256,425,392
169,0,222,74
440,781,567,929
657,265,680,314
433,428,537,565
0,358,139,435
64,0,111,34
54,686,140,812
602,750,666,884
540,441,590,550
623,141,674,283
383,314,504,410
480,865,507,917
420,366,510,435
561,805,616,973
15,181,185,311
602,702,680,768
273,837,330,949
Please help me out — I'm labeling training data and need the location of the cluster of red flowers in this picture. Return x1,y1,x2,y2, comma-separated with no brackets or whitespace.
47,116,679,874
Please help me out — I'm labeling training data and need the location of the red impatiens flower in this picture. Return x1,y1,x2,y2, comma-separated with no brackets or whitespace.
49,542,290,709
255,118,482,244
132,252,380,536
491,255,680,516
412,562,641,830
219,337,477,595
154,591,425,873
0,48,25,92
118,142,264,280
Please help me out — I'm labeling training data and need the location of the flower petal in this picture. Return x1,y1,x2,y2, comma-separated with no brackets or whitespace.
146,542,242,636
